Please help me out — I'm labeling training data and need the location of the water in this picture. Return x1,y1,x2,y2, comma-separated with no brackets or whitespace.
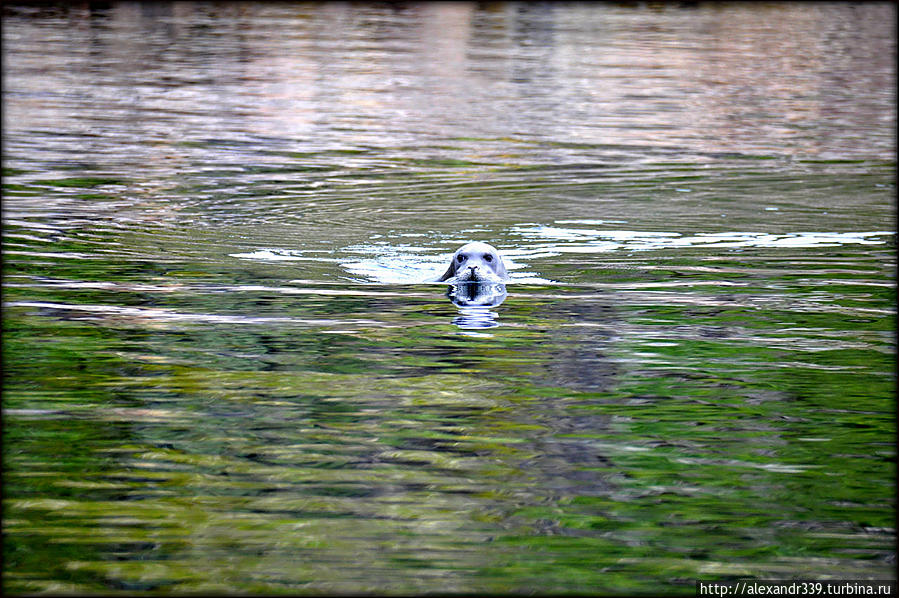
3,2,895,594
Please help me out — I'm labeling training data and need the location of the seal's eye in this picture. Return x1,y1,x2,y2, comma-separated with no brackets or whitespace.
456,254,465,263
483,254,493,262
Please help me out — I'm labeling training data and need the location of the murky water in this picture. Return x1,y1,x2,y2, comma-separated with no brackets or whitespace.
3,2,895,594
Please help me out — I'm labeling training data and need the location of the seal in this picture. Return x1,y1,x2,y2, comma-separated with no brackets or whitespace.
433,242,508,283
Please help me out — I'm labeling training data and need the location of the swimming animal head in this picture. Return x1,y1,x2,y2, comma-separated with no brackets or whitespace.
435,242,508,283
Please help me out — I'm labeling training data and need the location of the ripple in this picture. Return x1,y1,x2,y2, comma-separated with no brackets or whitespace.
5,300,383,328
229,225,893,285
229,249,339,263
510,223,894,253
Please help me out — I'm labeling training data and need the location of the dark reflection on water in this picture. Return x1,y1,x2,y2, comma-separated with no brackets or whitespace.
448,282,507,329
3,1,895,594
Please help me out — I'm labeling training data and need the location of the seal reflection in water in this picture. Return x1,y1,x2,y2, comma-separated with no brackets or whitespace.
432,242,508,329
448,281,507,329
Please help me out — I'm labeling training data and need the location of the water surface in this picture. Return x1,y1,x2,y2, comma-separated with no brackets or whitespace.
3,2,895,594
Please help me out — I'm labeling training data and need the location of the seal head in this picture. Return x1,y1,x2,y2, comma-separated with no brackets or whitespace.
434,242,508,283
